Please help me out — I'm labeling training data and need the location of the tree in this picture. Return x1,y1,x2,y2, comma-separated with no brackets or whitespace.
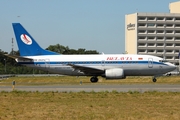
46,44,69,54
46,44,99,54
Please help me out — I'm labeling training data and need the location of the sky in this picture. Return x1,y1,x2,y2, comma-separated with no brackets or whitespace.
0,0,177,54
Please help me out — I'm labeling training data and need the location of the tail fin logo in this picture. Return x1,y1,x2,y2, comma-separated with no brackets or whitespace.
20,34,32,45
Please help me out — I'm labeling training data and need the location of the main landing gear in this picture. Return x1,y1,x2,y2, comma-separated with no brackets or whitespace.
90,76,98,83
152,77,157,82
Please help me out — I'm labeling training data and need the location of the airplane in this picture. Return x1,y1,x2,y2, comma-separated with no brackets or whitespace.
6,23,176,83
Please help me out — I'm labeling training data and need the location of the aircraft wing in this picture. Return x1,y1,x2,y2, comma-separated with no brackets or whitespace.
68,64,104,75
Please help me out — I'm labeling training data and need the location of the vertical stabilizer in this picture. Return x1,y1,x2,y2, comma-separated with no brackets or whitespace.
12,23,59,56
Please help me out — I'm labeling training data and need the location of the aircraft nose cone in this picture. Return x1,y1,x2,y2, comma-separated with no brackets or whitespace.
166,62,177,71
170,64,177,71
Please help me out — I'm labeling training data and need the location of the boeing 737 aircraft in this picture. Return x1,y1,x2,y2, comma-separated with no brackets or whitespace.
7,23,176,83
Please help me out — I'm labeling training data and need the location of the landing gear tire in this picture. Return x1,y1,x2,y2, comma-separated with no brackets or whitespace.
90,77,98,83
152,78,157,83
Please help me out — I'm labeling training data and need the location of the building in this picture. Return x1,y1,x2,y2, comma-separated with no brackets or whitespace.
125,1,180,65
169,1,180,13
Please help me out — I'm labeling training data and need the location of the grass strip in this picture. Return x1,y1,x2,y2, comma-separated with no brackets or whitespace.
0,91,180,120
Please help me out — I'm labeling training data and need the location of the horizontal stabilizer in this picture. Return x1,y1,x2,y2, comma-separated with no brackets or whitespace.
4,54,33,60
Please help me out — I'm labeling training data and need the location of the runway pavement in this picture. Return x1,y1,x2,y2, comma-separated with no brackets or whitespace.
1,84,180,92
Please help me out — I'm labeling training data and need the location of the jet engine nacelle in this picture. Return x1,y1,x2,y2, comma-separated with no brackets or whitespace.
105,68,125,79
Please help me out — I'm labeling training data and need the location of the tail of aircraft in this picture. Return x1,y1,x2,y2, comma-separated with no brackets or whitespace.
12,23,59,56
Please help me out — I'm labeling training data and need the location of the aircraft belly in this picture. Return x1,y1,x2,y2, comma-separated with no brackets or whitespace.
48,66,85,76
123,65,166,76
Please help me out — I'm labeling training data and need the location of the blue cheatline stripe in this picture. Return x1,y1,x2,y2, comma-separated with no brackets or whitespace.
18,61,167,66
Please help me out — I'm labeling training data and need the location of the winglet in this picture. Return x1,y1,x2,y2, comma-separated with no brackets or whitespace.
12,23,59,56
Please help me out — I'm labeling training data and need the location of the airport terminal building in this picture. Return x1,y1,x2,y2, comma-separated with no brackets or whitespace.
125,1,180,65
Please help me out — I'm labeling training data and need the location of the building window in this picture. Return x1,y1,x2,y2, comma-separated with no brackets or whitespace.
175,37,180,40
157,30,164,34
157,24,164,27
138,49,146,53
138,36,146,40
157,17,165,21
147,30,155,34
175,56,179,60
147,37,155,40
166,56,173,60
175,43,180,47
166,17,174,21
157,43,164,47
138,30,146,34
157,50,163,53
147,50,155,53
147,23,155,27
175,50,179,53
166,50,173,53
166,30,174,34
138,43,146,47
175,17,180,21
166,37,173,40
157,37,164,40
175,30,180,34
138,17,146,21
175,24,180,28
138,23,146,27
166,43,173,47
148,43,155,47
147,17,155,21
166,24,174,28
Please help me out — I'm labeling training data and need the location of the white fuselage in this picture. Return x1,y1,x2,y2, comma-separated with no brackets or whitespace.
16,54,176,77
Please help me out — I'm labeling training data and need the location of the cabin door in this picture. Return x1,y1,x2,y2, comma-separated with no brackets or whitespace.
45,59,50,68
101,60,105,69
148,58,153,68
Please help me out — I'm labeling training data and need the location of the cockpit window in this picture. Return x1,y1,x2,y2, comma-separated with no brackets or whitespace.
159,60,168,63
